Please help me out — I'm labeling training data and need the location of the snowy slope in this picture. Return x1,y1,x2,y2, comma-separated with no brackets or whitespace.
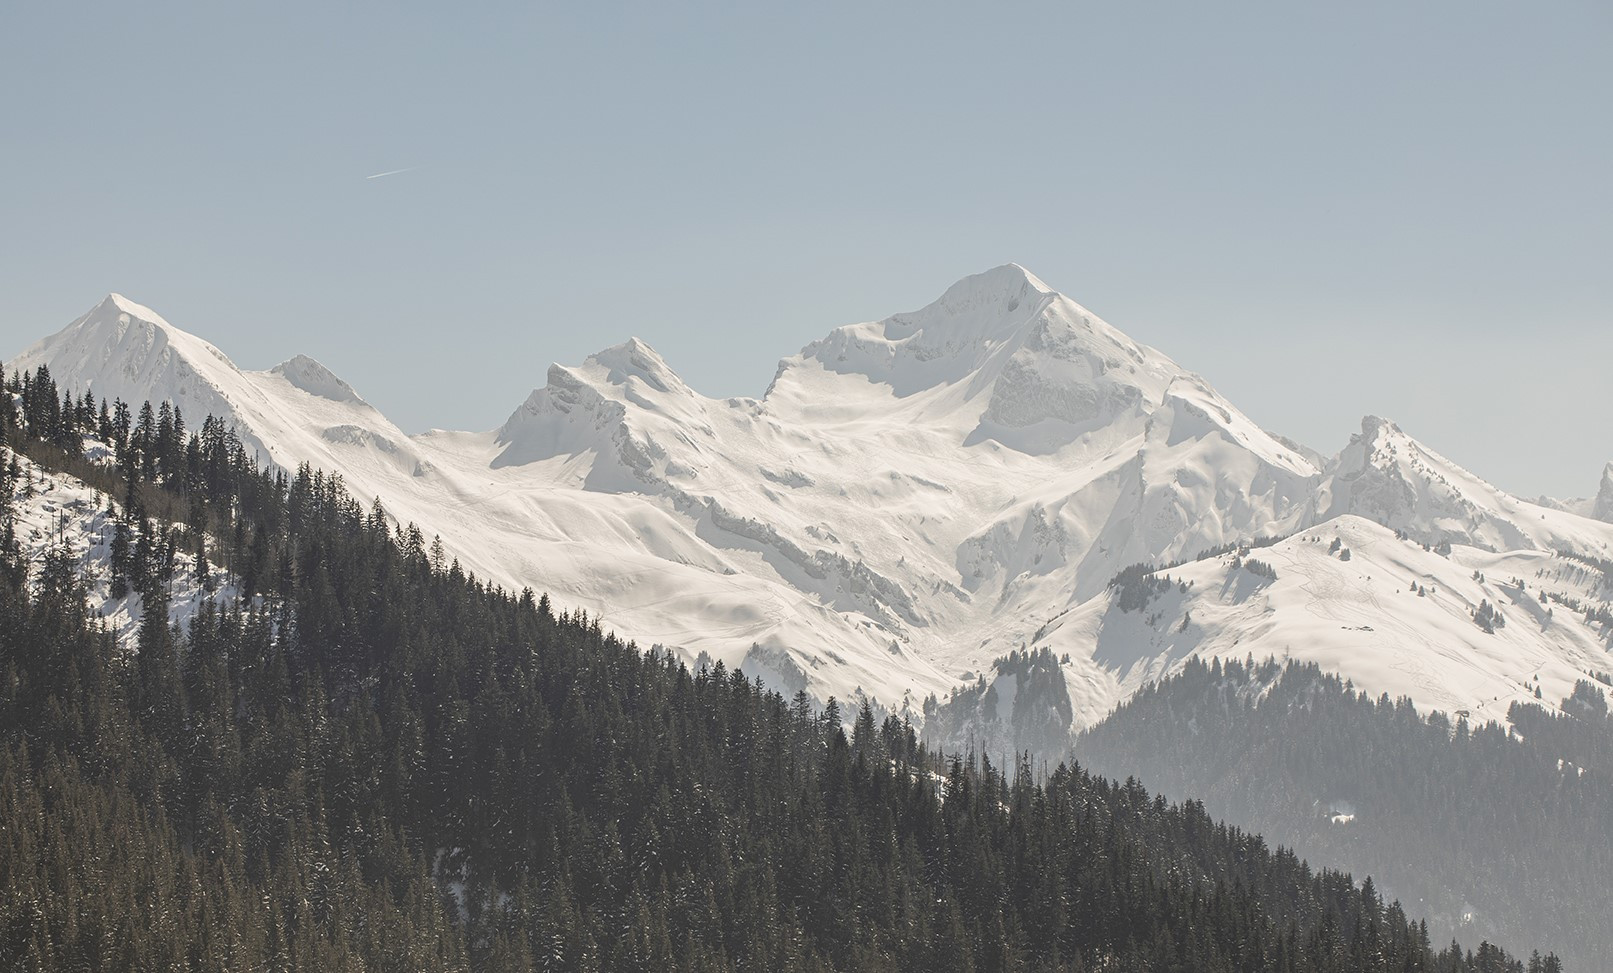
9,269,1613,744
1026,518,1612,732
1317,416,1613,557
3,447,241,647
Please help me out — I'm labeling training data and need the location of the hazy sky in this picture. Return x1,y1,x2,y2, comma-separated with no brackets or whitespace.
2,2,1608,498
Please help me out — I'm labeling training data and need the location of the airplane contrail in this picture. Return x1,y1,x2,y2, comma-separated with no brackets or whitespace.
365,167,417,180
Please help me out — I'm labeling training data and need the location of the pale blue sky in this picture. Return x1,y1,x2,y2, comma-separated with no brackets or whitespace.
2,2,1608,497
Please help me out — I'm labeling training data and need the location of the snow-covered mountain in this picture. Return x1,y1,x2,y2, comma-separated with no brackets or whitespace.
1015,516,1612,731
1316,416,1612,555
10,268,1613,749
20,294,434,484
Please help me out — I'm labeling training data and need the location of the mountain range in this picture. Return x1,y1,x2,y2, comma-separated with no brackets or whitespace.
10,266,1612,757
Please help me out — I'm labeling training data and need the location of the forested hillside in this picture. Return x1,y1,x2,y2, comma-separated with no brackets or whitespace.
1077,658,1606,970
0,366,1557,970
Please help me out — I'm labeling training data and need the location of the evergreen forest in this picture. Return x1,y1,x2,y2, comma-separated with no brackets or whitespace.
1078,658,1604,970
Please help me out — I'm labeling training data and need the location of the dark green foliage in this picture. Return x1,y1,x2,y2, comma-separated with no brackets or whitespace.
1109,536,1287,615
1473,599,1505,633
1507,689,1613,784
1110,562,1176,613
1078,658,1599,969
0,370,1556,971
922,647,1075,763
1562,679,1607,720
1240,558,1278,581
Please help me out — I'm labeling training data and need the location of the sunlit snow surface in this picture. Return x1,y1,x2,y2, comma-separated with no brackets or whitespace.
1037,515,1613,729
10,268,1612,739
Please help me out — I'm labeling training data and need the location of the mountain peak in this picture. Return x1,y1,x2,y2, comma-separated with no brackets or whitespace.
916,263,1058,334
69,293,188,340
6,293,269,461
11,293,241,383
784,264,1083,399
269,354,366,406
1320,414,1583,552
1358,415,1400,438
62,293,232,354
1593,462,1613,523
937,263,1054,303
584,337,689,397
100,292,166,321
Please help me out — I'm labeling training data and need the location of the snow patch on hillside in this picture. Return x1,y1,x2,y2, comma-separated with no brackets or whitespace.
1031,515,1613,731
4,449,242,648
